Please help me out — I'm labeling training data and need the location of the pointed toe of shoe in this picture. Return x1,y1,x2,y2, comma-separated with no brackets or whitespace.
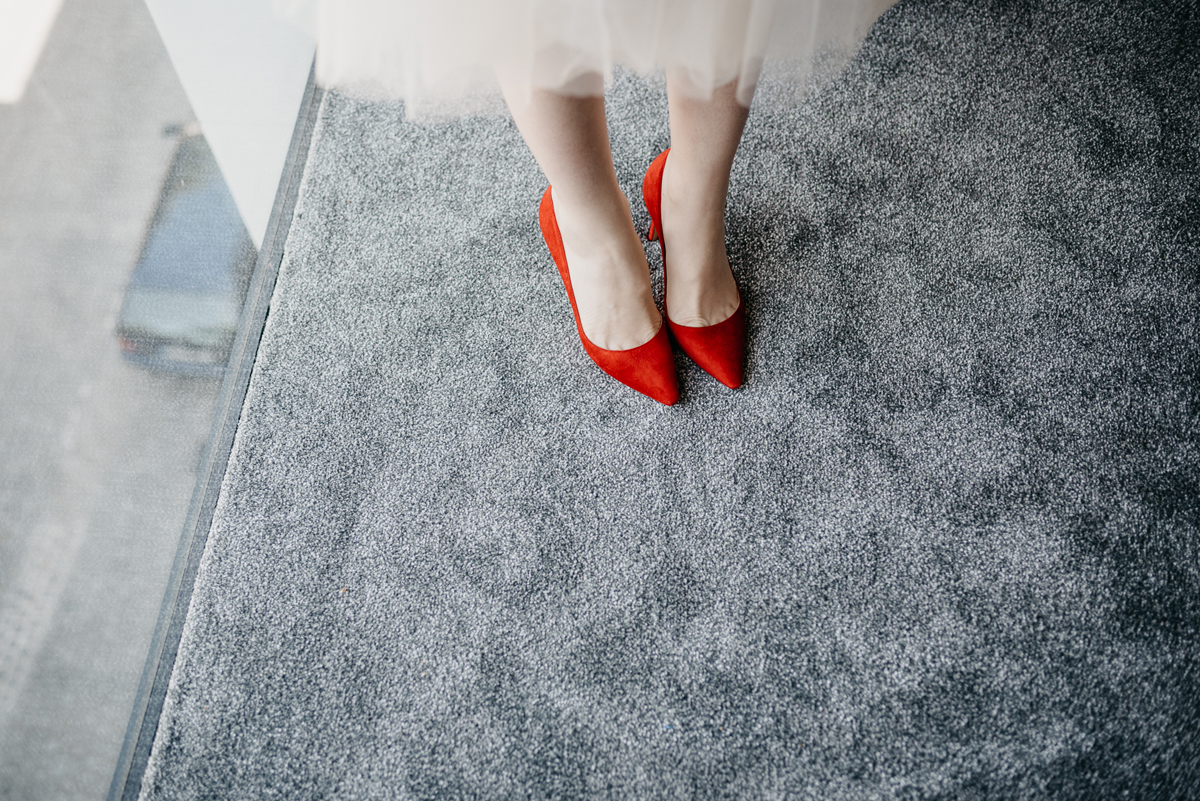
668,303,746,390
586,324,680,406
642,362,681,405
637,375,680,406
707,359,744,390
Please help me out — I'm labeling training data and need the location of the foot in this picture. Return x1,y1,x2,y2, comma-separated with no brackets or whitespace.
552,189,662,351
658,153,741,328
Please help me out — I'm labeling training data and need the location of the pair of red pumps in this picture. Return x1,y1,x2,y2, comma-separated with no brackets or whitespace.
539,149,747,406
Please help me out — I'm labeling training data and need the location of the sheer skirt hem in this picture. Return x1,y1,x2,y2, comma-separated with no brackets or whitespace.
276,0,898,117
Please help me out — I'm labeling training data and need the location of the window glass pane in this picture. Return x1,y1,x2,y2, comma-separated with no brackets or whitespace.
0,0,248,796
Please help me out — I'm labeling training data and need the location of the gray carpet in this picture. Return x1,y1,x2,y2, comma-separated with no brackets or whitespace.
139,0,1200,797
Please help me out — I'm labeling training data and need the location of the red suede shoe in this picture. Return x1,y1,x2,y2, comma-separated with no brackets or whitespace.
538,188,679,406
643,148,747,390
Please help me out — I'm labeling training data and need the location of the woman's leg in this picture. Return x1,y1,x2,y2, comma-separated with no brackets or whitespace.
661,74,749,327
501,81,660,351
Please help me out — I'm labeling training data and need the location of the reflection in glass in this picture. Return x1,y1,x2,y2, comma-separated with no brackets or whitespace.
117,131,256,377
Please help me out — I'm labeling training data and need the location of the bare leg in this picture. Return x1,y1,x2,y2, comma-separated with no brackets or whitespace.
501,80,660,351
661,73,749,327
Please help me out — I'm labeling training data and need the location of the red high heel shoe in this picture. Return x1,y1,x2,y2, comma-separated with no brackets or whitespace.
538,188,680,406
643,148,747,389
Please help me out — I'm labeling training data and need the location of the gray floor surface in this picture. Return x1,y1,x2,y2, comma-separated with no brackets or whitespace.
139,0,1199,797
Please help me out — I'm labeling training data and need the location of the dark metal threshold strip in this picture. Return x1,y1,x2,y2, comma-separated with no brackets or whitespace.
107,62,325,801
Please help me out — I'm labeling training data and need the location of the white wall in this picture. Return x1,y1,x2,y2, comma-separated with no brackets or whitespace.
142,0,315,247
0,0,67,103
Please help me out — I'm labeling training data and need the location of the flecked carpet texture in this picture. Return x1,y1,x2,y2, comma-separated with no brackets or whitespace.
139,1,1200,798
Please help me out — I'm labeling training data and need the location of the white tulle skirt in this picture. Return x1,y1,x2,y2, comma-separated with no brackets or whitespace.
277,0,898,116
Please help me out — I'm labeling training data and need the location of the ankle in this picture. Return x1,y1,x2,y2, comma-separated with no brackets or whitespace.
663,152,729,219
553,188,637,251
660,174,728,259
